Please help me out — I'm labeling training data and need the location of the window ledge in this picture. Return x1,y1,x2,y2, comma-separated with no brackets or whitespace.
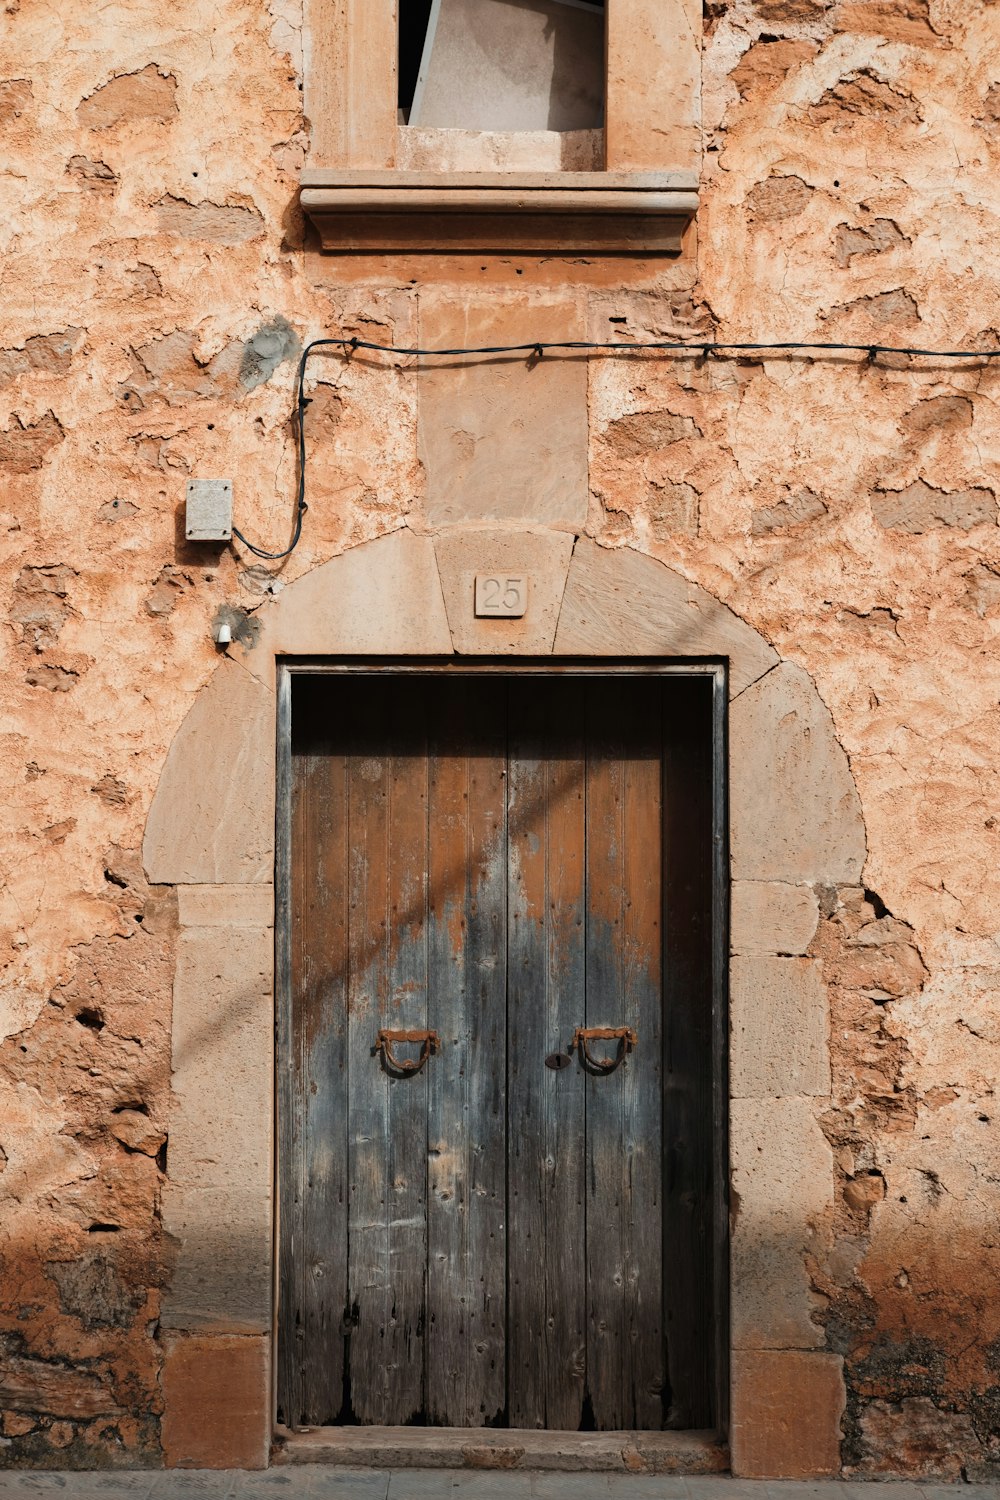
299,170,698,254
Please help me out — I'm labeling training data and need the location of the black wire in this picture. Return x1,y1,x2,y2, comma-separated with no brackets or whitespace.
309,335,1000,360
231,332,1000,561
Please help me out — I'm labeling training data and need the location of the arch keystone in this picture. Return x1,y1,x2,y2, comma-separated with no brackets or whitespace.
434,527,574,654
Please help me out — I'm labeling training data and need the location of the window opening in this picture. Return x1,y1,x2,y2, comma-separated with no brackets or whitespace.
399,0,435,120
398,0,605,130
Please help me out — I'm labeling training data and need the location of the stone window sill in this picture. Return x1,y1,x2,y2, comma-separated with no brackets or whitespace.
299,170,699,255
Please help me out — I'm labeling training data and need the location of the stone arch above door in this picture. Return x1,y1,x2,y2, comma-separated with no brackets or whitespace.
143,525,865,1477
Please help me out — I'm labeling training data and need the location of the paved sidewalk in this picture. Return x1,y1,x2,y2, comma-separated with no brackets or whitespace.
0,1473,997,1499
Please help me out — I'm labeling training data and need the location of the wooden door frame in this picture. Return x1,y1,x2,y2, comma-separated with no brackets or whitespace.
273,656,729,1441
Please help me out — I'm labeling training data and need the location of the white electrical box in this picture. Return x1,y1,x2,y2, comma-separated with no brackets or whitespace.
185,479,233,542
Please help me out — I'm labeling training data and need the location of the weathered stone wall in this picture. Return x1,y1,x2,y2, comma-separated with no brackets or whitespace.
1,0,998,1473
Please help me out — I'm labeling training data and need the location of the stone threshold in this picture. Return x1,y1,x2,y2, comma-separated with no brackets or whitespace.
273,1426,728,1474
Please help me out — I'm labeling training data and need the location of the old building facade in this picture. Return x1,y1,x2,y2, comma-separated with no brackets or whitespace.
2,0,999,1480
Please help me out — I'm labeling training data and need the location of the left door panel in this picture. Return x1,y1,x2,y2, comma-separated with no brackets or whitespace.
280,676,508,1428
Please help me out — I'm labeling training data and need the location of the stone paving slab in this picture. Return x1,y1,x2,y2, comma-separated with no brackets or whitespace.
0,1475,994,1500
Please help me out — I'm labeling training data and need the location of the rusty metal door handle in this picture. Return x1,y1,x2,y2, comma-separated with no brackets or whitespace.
374,1028,440,1075
571,1026,637,1073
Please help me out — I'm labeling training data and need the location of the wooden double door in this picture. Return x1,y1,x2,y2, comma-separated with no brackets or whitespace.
280,671,718,1433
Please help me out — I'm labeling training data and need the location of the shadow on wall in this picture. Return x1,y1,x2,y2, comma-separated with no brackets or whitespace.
3,1205,1000,1476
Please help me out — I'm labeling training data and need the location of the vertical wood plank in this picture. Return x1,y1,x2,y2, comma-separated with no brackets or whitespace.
278,671,302,1428
462,683,508,1426
584,679,627,1429
382,679,430,1421
712,670,730,1439
283,680,351,1426
426,680,507,1426
347,679,434,1424
347,681,395,1422
621,681,665,1429
506,681,548,1429
584,679,665,1430
300,740,350,1425
425,680,470,1424
279,705,305,1426
507,679,587,1430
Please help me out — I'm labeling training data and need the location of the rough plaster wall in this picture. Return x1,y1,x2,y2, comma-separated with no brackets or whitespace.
0,0,998,1473
695,1,1000,1478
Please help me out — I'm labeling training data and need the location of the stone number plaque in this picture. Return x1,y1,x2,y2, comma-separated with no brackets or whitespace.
475,573,528,618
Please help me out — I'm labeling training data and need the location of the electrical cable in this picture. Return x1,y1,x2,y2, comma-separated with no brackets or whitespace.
231,331,1000,561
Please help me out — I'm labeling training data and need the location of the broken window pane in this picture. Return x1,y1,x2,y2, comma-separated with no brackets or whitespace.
399,0,436,119
399,0,605,131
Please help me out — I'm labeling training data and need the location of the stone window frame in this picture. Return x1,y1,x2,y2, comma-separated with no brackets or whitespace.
298,0,701,253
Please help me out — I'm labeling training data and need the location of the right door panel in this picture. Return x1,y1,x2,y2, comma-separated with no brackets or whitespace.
506,677,665,1431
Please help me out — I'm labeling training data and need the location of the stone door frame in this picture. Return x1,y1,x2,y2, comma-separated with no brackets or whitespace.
143,526,864,1474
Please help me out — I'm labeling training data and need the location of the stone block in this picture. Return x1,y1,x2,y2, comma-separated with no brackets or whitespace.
730,956,829,1098
177,883,274,929
160,1184,271,1334
607,0,701,175
303,0,395,169
168,925,273,1193
553,539,777,695
434,528,574,653
417,292,589,529
730,661,866,884
730,1350,845,1478
143,659,275,886
730,1096,832,1351
873,480,997,534
241,529,453,686
857,1396,980,1480
160,1332,270,1468
731,881,819,956
0,1352,122,1419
